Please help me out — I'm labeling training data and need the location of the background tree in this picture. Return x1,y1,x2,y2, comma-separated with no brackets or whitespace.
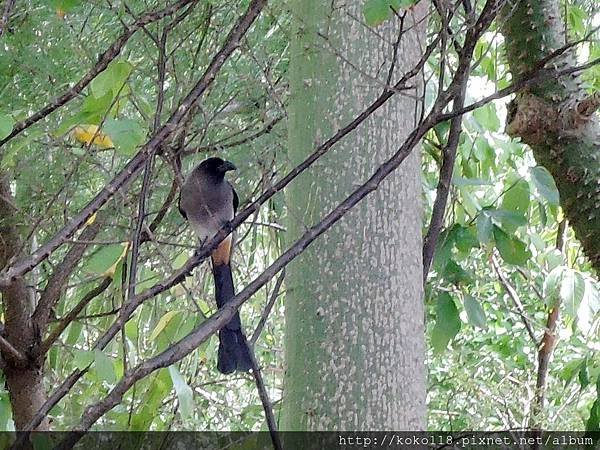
282,0,428,430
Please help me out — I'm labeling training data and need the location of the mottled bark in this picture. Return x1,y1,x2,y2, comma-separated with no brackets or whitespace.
0,175,48,430
283,0,427,430
501,0,600,272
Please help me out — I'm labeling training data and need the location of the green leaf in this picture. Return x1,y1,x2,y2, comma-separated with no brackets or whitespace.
168,366,194,421
530,166,559,205
473,103,500,132
493,226,531,266
83,244,124,275
431,292,461,353
149,311,181,342
560,269,585,317
453,225,479,253
91,60,133,99
104,119,146,156
94,350,116,384
73,349,94,370
65,322,83,347
464,295,487,329
579,359,590,389
486,208,527,227
55,92,114,135
0,113,15,140
544,266,564,307
501,178,530,231
363,0,400,26
443,260,473,286
476,212,493,244
50,0,82,12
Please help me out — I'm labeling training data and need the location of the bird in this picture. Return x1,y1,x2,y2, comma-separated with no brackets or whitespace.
178,157,252,374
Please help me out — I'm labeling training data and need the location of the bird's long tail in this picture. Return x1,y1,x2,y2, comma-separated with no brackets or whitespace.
211,238,252,374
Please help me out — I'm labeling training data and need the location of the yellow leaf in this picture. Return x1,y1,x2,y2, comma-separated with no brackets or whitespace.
103,242,129,278
72,125,114,149
85,212,97,226
149,311,181,342
56,8,66,19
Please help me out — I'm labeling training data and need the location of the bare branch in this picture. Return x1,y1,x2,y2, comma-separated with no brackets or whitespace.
250,269,285,345
490,254,538,344
0,333,27,365
32,217,103,334
248,349,282,450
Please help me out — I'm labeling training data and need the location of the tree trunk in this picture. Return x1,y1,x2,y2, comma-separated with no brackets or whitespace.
501,0,600,273
282,0,427,430
0,175,48,430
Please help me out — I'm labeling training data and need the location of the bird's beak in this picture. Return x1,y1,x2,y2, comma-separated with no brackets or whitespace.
220,161,237,172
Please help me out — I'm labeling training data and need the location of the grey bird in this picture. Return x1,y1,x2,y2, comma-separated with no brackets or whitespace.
178,157,252,374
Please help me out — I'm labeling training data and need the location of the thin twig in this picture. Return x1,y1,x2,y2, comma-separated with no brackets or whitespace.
250,269,285,345
0,334,27,364
490,254,538,345
248,348,282,450
38,277,112,356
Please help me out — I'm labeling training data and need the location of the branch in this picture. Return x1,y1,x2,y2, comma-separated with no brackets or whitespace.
248,348,282,450
37,277,112,356
490,254,538,344
422,23,475,280
0,0,16,37
0,0,197,149
530,219,567,429
250,269,285,345
32,216,102,334
0,0,268,289
0,333,27,365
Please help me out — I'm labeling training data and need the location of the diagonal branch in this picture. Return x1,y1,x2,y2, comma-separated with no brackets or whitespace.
32,216,103,334
490,254,538,344
0,333,26,365
37,277,113,357
0,0,197,149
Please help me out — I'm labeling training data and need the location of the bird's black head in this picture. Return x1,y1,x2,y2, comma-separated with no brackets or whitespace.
196,157,237,180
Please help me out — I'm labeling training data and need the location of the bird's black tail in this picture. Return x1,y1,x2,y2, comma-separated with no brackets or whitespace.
212,261,252,374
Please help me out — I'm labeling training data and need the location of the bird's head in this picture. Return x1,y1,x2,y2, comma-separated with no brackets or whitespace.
196,157,237,180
